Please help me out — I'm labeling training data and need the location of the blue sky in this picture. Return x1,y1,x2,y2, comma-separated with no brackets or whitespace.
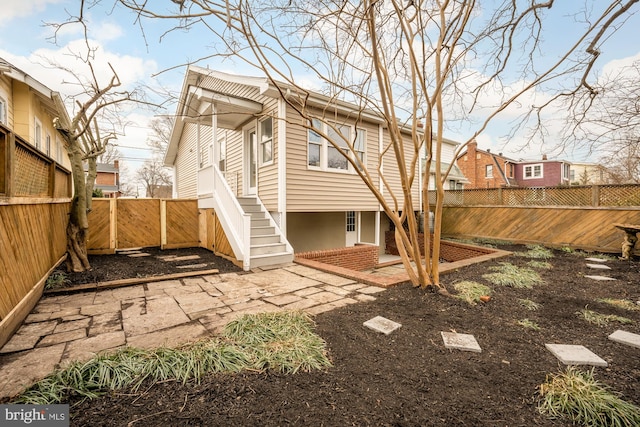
2,0,639,181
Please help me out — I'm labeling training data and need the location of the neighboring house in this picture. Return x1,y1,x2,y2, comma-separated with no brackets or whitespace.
457,141,571,188
514,156,571,187
457,141,517,188
0,57,72,195
166,67,466,269
86,160,121,198
570,162,608,185
0,58,71,168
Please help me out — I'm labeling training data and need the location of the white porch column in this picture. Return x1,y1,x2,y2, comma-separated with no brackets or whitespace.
277,97,287,235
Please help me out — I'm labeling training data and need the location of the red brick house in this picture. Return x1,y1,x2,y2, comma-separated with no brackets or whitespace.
457,141,571,188
86,160,121,197
457,141,517,188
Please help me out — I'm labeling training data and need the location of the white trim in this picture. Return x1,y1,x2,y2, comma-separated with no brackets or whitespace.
34,116,42,150
374,211,380,247
277,98,287,236
243,121,258,195
523,163,543,179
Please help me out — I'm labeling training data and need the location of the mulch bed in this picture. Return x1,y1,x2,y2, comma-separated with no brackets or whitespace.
60,244,640,426
55,247,243,288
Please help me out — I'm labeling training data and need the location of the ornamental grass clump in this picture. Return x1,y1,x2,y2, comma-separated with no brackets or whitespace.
518,298,541,311
538,367,640,426
516,318,540,330
224,311,332,374
598,298,640,312
516,245,554,259
16,311,331,404
576,308,633,327
452,281,492,306
483,263,543,289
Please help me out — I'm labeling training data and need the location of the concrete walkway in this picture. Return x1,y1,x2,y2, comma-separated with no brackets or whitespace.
0,263,385,400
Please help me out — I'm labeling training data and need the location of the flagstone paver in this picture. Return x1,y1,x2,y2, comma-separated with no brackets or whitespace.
364,316,402,335
545,344,608,367
0,344,66,399
0,262,387,400
586,263,612,270
441,332,482,353
608,330,640,349
61,331,126,365
585,257,608,263
584,275,616,281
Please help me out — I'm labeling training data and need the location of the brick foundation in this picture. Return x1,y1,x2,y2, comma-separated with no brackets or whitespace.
296,244,379,271
385,231,493,262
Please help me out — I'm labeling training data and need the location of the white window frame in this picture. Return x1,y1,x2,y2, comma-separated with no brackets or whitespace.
523,163,543,179
0,97,7,125
485,164,493,178
34,117,42,150
307,119,356,173
57,137,64,163
354,128,366,170
46,133,51,157
259,117,273,166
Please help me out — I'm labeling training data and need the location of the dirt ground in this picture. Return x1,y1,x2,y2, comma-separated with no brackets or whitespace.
61,244,640,426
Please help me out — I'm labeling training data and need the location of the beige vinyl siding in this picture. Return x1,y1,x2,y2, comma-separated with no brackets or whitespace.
285,106,380,212
381,130,421,211
175,123,199,198
287,212,346,252
257,102,279,210
12,82,30,140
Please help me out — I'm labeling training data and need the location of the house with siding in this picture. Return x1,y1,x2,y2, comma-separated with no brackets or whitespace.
0,57,72,195
165,67,466,269
457,141,571,188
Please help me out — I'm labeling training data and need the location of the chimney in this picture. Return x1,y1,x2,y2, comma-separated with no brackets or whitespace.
542,154,547,160
114,160,119,169
487,148,491,153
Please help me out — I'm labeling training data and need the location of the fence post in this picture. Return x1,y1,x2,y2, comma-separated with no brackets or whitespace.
497,187,503,205
6,132,15,197
591,185,600,207
160,199,167,249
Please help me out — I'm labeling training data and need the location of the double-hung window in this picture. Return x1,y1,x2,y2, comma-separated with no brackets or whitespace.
259,117,273,165
308,118,322,167
308,119,356,172
0,97,6,125
523,164,543,179
485,164,493,178
34,117,42,150
327,123,350,170
354,128,366,169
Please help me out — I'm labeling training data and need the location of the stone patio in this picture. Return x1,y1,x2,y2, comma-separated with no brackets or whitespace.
0,263,386,400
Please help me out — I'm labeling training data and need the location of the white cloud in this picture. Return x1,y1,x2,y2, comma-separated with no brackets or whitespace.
1,0,65,22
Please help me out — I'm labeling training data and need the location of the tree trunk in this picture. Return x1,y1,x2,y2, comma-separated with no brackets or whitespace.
66,219,90,272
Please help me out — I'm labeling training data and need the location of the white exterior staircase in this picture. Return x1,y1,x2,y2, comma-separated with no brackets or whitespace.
237,196,294,269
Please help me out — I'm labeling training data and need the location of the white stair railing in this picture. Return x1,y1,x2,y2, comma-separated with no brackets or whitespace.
210,165,252,270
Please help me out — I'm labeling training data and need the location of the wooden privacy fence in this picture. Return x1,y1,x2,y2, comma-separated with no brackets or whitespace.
440,206,640,254
429,184,640,207
87,198,200,253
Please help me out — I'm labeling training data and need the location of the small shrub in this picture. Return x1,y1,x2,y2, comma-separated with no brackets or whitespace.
45,271,70,290
598,298,640,312
483,263,543,289
538,367,640,426
518,298,541,311
517,319,540,330
577,308,633,327
452,281,492,306
560,246,575,253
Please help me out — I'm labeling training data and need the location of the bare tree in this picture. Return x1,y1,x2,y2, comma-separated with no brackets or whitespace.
111,0,637,290
561,60,640,183
136,116,174,197
52,55,152,272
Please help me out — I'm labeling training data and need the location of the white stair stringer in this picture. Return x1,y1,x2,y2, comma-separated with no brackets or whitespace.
236,196,294,269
